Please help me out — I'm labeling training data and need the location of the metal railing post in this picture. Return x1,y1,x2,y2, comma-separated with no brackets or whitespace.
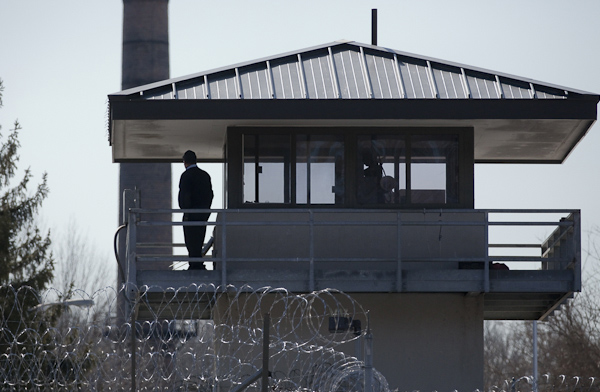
221,210,227,288
396,211,402,292
309,210,315,292
126,209,137,301
484,211,490,292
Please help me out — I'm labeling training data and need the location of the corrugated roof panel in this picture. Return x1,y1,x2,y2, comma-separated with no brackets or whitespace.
208,71,238,99
114,41,596,103
144,85,173,100
536,86,567,99
302,50,336,99
431,65,467,99
364,50,403,99
271,57,304,99
332,47,369,99
398,58,434,99
239,65,271,99
466,71,500,99
501,79,531,99
176,79,206,99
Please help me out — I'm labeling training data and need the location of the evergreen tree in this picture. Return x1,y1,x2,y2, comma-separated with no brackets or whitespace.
0,78,53,289
0,78,55,367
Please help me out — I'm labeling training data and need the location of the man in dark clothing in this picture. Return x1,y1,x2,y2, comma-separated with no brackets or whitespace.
179,150,214,270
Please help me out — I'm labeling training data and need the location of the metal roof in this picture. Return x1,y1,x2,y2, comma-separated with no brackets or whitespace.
111,40,593,102
108,40,599,163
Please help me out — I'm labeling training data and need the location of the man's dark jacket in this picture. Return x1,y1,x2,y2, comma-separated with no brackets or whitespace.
178,166,213,219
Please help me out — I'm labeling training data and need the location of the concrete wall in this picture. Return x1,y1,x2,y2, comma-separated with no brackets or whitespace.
214,210,486,270
346,293,484,391
210,292,484,391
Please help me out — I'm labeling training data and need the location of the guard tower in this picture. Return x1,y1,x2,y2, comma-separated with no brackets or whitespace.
108,41,598,391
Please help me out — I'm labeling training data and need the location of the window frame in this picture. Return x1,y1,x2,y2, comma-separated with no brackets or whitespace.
227,127,474,209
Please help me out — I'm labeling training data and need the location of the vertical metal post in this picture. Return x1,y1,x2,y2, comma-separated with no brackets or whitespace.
364,327,374,392
573,211,582,291
262,313,270,392
126,209,138,301
221,211,227,288
396,212,402,292
120,189,138,291
371,9,377,46
130,303,137,392
483,211,490,292
533,321,538,392
355,335,363,362
309,210,315,292
126,207,138,392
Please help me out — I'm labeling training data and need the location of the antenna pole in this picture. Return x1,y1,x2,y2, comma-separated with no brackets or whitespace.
371,9,378,46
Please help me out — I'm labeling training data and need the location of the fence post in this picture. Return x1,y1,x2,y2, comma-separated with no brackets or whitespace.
364,320,374,392
309,210,315,292
262,313,270,392
130,296,137,392
533,321,538,392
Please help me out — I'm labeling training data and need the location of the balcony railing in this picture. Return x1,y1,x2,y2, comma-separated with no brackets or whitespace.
121,208,581,299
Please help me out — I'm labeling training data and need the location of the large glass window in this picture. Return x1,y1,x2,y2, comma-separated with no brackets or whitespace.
296,135,344,205
411,135,459,204
243,133,344,205
237,128,466,208
356,134,459,205
243,134,291,203
357,135,406,205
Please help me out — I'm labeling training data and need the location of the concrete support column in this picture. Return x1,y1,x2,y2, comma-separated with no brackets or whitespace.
119,0,172,273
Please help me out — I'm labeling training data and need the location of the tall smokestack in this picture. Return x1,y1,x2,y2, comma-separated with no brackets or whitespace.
120,0,172,271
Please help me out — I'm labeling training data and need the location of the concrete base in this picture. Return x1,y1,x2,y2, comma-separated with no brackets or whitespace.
342,293,484,391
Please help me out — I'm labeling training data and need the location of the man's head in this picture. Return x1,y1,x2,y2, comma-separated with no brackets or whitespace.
183,150,197,167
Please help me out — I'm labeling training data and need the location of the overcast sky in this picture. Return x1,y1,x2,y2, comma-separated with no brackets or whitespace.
1,0,599,281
